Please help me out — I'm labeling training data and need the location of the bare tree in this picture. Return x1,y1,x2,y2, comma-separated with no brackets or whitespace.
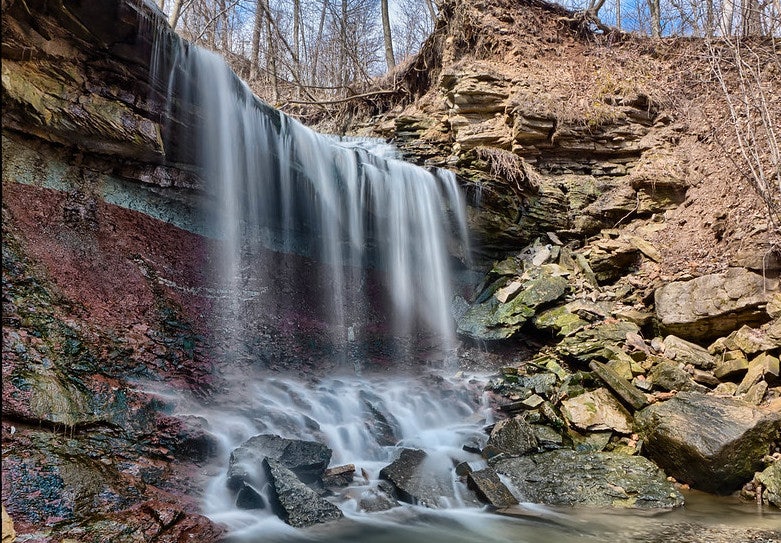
381,0,396,70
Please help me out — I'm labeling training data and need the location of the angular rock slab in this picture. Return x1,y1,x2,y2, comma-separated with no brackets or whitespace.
561,387,633,434
655,268,777,341
467,467,518,507
492,450,683,509
263,459,342,528
755,461,781,508
379,448,463,508
228,434,332,491
484,416,539,457
635,392,781,493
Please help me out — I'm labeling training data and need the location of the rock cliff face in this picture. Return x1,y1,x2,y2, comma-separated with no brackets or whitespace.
356,0,778,273
2,2,229,540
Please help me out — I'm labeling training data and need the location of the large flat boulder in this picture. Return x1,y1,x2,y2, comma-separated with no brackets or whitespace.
492,450,683,509
635,392,781,493
655,268,777,341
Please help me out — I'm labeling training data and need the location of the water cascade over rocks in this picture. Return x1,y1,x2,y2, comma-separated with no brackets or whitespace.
152,33,470,361
147,17,488,538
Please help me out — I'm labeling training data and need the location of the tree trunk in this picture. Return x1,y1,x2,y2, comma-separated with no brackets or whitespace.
616,0,621,29
293,0,301,63
168,0,184,29
250,0,263,80
339,0,348,90
648,0,662,37
381,0,396,70
424,0,437,22
742,0,763,35
263,0,279,101
312,0,328,86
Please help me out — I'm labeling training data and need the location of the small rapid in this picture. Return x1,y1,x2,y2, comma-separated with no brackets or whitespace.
197,373,494,538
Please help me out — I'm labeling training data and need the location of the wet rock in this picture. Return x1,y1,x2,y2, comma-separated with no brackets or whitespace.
662,335,717,370
358,480,398,512
755,461,781,507
467,467,518,507
322,464,355,487
456,266,569,341
235,484,266,510
360,393,401,446
570,430,613,452
227,434,332,491
532,424,564,449
492,450,684,508
635,392,781,492
379,448,461,508
655,268,777,341
561,387,633,434
263,458,342,528
484,416,539,457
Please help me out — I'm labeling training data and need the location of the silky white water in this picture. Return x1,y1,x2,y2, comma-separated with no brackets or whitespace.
196,374,493,537
154,40,470,355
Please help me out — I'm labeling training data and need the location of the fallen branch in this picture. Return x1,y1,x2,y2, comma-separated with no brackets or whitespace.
280,89,400,107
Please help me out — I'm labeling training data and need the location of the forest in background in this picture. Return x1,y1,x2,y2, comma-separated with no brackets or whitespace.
153,0,781,108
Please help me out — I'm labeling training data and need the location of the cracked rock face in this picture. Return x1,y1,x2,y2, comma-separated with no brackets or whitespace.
655,268,777,341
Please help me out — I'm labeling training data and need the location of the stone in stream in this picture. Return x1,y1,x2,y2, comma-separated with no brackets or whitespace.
635,392,781,493
467,467,518,507
263,458,343,527
379,448,466,508
492,450,684,508
358,480,399,512
227,434,332,492
322,464,355,487
755,461,781,508
654,268,776,342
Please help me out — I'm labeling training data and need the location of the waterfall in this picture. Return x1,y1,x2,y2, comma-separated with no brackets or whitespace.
152,38,470,360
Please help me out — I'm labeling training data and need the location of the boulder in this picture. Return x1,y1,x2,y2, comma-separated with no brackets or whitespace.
561,387,634,434
484,416,539,457
227,434,332,492
379,448,462,508
649,360,708,393
466,467,518,507
358,480,399,512
492,450,684,509
456,269,568,341
263,458,342,527
655,268,776,341
662,335,717,370
755,461,781,508
557,321,641,363
635,392,781,493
